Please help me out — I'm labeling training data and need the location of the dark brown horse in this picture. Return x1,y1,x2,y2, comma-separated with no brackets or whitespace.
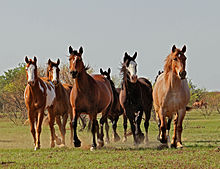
119,52,153,145
24,56,57,150
47,59,73,146
100,68,124,142
68,46,113,150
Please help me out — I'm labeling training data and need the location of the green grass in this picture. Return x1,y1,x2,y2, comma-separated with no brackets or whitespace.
0,110,220,168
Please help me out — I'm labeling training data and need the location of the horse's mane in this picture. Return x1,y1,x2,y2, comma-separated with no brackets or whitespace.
164,54,172,73
120,63,127,81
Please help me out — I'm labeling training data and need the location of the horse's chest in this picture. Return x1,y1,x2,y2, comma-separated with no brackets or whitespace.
164,92,184,112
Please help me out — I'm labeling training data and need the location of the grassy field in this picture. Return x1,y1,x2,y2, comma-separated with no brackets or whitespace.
0,110,220,168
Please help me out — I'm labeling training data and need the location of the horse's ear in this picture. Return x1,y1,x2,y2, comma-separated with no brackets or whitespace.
34,56,37,63
69,46,73,54
124,52,129,63
133,52,137,60
79,46,83,55
108,68,111,74
100,68,104,74
48,59,51,65
57,59,60,65
182,45,186,53
25,56,29,63
172,45,176,53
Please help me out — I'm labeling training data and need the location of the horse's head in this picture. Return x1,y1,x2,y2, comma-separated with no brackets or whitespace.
68,46,84,79
165,45,187,80
25,56,38,86
122,52,138,83
100,68,111,80
47,59,60,85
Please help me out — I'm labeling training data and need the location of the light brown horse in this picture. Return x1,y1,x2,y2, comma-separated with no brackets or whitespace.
153,45,190,148
193,99,208,109
24,56,57,150
68,46,113,150
47,58,73,146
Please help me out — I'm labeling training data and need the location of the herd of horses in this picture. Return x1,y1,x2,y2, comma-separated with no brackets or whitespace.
24,45,190,151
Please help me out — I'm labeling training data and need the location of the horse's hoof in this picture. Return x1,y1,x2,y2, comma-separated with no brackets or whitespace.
105,138,110,144
34,146,40,151
55,137,62,145
176,142,183,149
122,137,127,143
51,142,55,148
98,139,104,147
74,140,81,147
113,135,121,142
90,146,96,151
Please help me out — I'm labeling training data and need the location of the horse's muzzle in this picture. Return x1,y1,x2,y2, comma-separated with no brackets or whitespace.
179,70,186,80
70,71,78,79
28,81,35,86
130,75,137,83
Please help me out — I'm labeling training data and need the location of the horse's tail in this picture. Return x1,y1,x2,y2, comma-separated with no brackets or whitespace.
186,106,193,111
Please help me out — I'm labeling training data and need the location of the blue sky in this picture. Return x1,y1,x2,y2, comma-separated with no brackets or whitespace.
0,0,219,91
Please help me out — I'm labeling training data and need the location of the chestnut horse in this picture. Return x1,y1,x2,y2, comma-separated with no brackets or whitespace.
119,52,153,145
153,45,190,148
100,68,124,142
47,59,73,146
193,99,208,109
68,46,113,150
24,56,57,150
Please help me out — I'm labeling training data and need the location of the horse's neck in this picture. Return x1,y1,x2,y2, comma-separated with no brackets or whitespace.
75,70,93,92
55,83,64,99
29,78,42,96
165,71,182,90
123,79,139,96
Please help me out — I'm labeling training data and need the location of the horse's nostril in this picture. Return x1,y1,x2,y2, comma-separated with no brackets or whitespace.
70,71,78,78
179,71,186,79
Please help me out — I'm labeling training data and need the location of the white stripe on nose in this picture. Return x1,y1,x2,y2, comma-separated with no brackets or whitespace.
127,61,137,76
52,67,57,82
27,64,35,82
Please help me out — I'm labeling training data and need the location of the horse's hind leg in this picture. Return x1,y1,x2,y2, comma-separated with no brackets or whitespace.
104,119,110,144
166,117,172,148
122,113,128,142
69,110,73,146
35,109,44,150
112,116,120,142
90,117,99,151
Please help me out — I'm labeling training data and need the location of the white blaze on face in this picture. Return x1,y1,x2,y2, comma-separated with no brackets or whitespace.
72,56,78,70
127,60,137,76
27,64,35,82
52,67,57,82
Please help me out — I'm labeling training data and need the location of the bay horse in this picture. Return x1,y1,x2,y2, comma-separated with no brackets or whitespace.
24,56,57,150
119,52,153,145
153,45,190,148
68,46,113,150
100,68,124,142
47,59,73,146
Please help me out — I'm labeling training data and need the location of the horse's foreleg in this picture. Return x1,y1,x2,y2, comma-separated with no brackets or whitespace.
90,117,98,151
69,109,73,146
144,109,151,144
35,110,44,150
136,110,144,144
158,109,167,144
55,116,64,146
48,107,56,148
62,113,68,145
171,113,178,148
112,116,120,142
72,108,81,147
176,109,186,148
28,110,36,149
104,119,110,144
127,112,138,145
123,113,128,142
